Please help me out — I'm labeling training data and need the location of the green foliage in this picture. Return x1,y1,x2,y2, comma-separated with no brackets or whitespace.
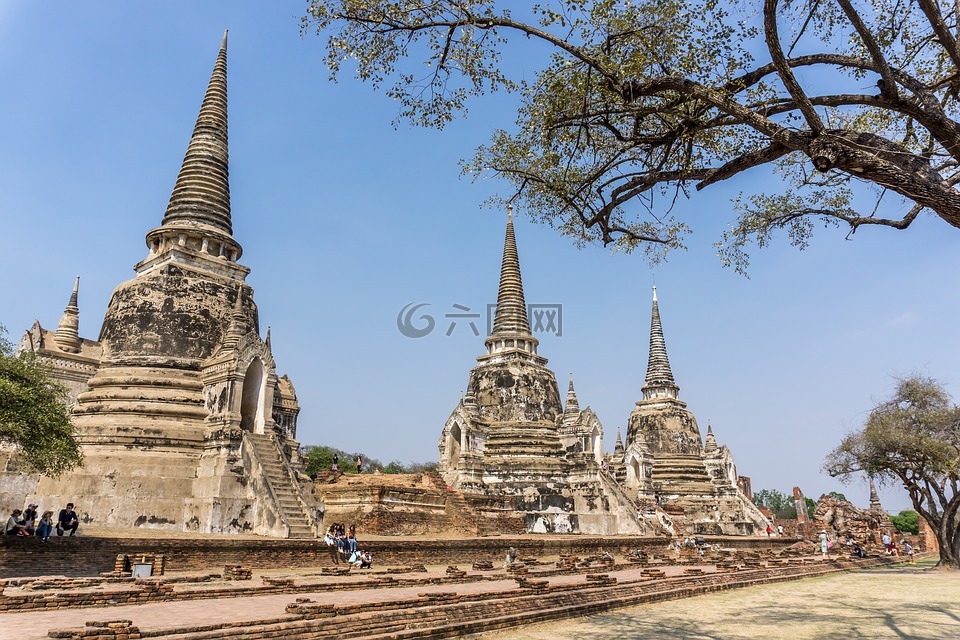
0,324,82,476
890,510,920,534
825,375,960,567
304,0,960,273
805,497,817,517
301,444,436,476
827,491,848,502
753,488,797,519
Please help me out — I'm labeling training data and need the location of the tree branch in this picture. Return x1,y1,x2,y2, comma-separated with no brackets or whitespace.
763,0,824,133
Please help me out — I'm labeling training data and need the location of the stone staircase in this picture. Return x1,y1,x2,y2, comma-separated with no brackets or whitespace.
246,433,315,539
425,472,522,536
652,454,715,492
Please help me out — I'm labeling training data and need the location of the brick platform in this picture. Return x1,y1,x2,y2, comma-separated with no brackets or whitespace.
28,555,906,640
0,534,793,579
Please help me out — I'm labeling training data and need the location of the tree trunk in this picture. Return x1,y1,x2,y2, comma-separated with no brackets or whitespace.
936,516,960,569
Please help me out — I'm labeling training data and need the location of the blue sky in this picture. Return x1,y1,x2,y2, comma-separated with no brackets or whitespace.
1,1,957,513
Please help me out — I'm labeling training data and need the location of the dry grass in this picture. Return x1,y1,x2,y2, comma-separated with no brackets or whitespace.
476,559,960,640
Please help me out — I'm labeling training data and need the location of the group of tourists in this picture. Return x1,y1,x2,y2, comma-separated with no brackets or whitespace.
813,530,916,562
5,502,79,541
881,533,916,562
329,455,363,474
323,522,372,568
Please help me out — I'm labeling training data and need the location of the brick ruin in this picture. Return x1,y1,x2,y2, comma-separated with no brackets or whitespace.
0,33,313,538
812,480,898,546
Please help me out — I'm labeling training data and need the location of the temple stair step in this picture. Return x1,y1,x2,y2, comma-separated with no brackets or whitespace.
247,432,315,539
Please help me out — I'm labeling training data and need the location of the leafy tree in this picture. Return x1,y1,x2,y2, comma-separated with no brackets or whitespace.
827,491,848,502
890,509,920,534
301,444,436,476
0,324,82,476
304,0,960,272
805,497,817,517
753,488,797,519
825,375,960,568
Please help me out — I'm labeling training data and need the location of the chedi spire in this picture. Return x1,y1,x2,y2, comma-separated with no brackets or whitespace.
161,30,232,235
704,420,718,452
484,207,540,357
641,285,679,400
563,373,581,426
53,276,82,353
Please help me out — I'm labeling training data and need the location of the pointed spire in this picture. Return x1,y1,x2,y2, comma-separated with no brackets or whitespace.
641,285,679,401
161,31,232,235
484,207,540,358
265,325,272,351
869,477,883,512
704,419,718,452
224,284,246,346
563,373,581,425
491,207,531,337
614,428,624,456
53,276,82,353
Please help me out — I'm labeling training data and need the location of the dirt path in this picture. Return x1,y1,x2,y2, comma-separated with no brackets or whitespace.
474,561,960,640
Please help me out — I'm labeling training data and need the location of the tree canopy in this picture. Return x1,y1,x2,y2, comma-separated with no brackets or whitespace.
753,487,816,518
0,325,82,476
825,375,960,568
304,0,960,272
890,509,921,534
301,444,437,477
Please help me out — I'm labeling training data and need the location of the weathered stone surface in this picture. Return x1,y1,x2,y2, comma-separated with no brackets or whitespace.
619,289,769,536
0,35,309,539
438,213,643,535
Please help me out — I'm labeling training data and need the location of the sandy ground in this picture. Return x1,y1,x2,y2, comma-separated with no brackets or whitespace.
474,560,960,640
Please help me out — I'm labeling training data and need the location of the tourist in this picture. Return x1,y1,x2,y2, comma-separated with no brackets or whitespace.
504,546,518,568
882,532,893,554
905,542,915,563
776,524,784,537
819,529,830,559
36,511,54,542
22,503,38,535
766,525,772,537
359,550,373,569
348,525,357,553
850,542,865,558
57,503,79,536
332,455,339,472
348,549,362,567
356,455,362,474
5,509,28,536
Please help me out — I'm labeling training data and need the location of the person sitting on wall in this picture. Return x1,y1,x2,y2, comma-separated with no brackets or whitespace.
348,549,361,567
348,525,359,553
850,542,865,558
504,546,518,568
359,550,373,569
5,510,28,536
37,511,54,542
55,503,79,537
21,504,38,535
57,503,79,537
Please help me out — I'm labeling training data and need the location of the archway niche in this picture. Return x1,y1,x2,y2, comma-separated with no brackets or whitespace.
627,456,641,488
448,422,463,462
240,358,265,433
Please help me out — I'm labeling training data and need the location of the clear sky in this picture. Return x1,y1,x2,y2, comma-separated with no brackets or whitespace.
1,1,957,513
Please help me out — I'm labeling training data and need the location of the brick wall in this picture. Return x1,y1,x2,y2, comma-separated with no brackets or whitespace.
0,534,793,579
